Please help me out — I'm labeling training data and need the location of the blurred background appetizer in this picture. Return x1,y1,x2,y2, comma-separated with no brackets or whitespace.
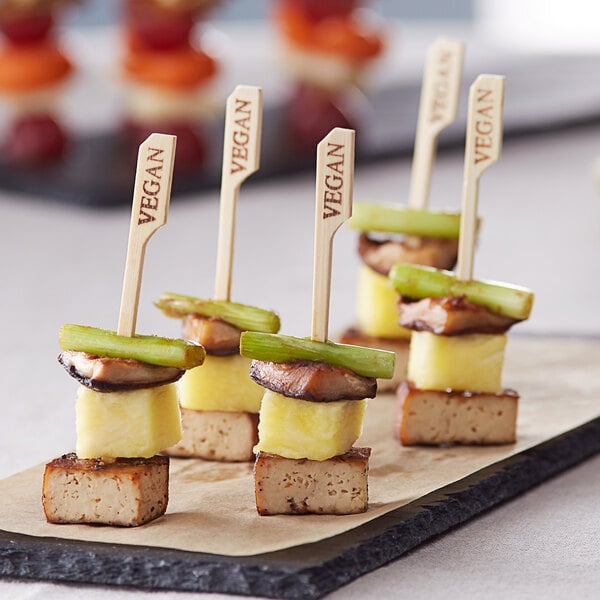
272,0,384,149
0,0,77,163
120,0,220,169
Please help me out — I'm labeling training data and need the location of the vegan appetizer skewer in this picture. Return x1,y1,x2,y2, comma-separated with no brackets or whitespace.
156,85,281,462
43,134,207,527
392,75,534,446
341,37,465,391
241,128,395,515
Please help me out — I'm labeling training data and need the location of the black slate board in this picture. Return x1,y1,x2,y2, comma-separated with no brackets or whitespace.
1,417,598,599
3,53,600,208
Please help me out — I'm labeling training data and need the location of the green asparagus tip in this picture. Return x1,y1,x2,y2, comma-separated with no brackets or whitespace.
59,324,206,369
154,292,281,333
348,203,462,239
240,331,396,380
389,264,534,321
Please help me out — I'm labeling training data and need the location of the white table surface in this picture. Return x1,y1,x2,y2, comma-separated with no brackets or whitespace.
1,122,600,599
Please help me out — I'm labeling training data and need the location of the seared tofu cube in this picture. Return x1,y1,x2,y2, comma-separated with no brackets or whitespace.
163,408,258,461
42,453,169,527
254,447,371,515
397,381,518,445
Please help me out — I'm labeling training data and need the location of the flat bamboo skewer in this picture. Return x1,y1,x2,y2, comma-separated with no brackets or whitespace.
456,74,505,281
311,127,355,343
214,85,263,301
117,133,177,337
408,37,464,210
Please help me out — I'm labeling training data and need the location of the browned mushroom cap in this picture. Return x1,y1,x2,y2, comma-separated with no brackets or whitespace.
58,350,184,392
358,233,458,276
250,359,377,402
397,296,520,335
182,314,241,355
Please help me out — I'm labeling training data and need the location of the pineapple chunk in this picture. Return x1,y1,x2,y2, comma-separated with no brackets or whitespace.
179,354,263,413
254,390,367,461
357,264,411,339
408,331,507,393
76,383,182,459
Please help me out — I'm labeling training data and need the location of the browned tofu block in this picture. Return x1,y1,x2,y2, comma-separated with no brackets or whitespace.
254,447,371,515
338,327,408,392
42,453,169,527
163,408,258,461
397,381,519,446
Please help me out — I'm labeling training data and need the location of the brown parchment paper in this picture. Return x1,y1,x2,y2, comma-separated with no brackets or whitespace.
1,337,599,557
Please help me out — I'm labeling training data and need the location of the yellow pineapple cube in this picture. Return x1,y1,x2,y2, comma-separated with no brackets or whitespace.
76,383,182,459
254,390,367,461
179,354,263,413
408,331,507,393
357,264,411,339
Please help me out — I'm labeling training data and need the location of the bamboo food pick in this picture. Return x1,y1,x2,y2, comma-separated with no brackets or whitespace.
214,85,263,301
456,74,505,282
311,127,356,342
408,37,464,210
117,133,177,337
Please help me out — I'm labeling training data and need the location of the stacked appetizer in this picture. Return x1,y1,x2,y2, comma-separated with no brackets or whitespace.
43,326,205,526
241,332,394,515
342,205,461,391
121,0,219,168
272,0,383,147
42,133,193,527
390,265,533,445
390,74,534,446
156,85,278,462
155,295,280,462
240,128,394,515
0,0,75,162
340,38,465,391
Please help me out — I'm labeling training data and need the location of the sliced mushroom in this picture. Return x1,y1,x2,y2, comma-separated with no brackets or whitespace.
58,350,184,392
182,315,241,355
397,296,520,335
250,359,376,402
358,233,458,275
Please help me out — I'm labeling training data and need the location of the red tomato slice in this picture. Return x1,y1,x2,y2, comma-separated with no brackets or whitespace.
3,114,67,163
286,83,356,150
123,0,195,50
0,11,54,44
